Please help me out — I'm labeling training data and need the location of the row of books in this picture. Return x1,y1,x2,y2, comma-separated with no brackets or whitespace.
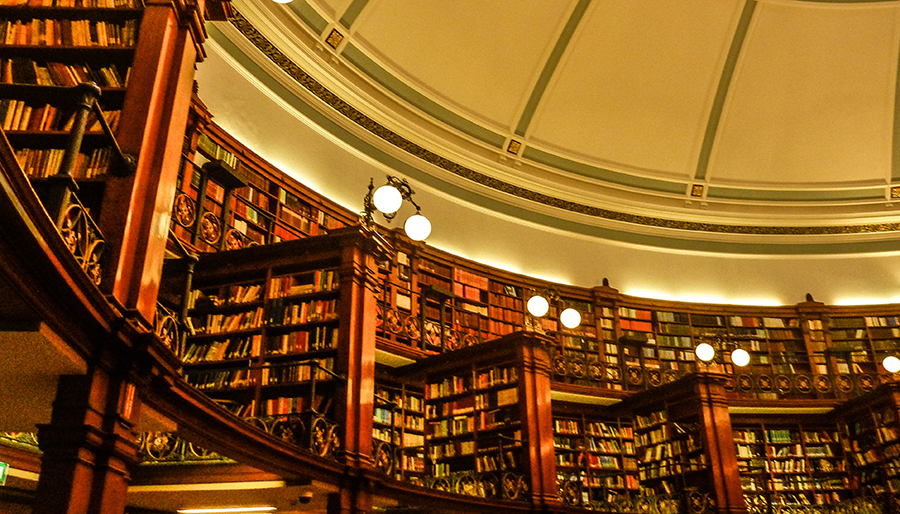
260,358,334,386
474,387,518,410
265,326,338,355
16,146,112,178
0,0,141,8
1,58,130,88
1,18,138,47
475,366,517,389
1,99,120,132
268,269,339,299
190,306,265,335
268,298,339,326
185,368,253,391
182,335,261,364
429,440,475,459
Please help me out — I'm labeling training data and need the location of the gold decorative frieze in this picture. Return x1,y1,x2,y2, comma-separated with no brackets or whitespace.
229,11,900,237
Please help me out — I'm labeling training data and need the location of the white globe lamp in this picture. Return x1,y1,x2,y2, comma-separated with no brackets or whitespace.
560,308,581,329
373,184,402,214
731,348,750,367
404,214,431,241
527,295,549,317
884,355,900,373
695,343,715,363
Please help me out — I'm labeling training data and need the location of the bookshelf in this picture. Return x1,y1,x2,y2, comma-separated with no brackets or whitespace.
842,394,900,496
552,410,638,508
372,378,426,482
173,110,351,253
0,0,140,189
732,420,850,511
178,227,389,462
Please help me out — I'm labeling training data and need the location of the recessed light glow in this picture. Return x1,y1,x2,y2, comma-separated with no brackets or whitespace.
526,295,549,317
178,508,276,514
731,348,750,367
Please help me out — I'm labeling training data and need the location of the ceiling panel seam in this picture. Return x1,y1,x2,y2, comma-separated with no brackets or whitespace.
694,0,757,182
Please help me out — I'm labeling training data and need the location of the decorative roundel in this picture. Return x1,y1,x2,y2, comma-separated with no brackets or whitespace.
463,333,480,347
813,375,832,393
385,309,403,334
424,321,441,346
172,193,196,226
858,374,876,392
374,303,384,328
794,374,812,393
200,212,221,244
224,228,244,250
663,369,680,384
774,374,792,394
723,374,736,391
658,496,679,514
404,315,420,339
552,355,568,376
687,491,706,513
588,360,605,381
737,374,754,392
756,374,773,392
647,369,662,387
635,496,651,513
626,367,643,385
445,329,460,350
836,374,854,393
569,358,586,379
607,366,622,383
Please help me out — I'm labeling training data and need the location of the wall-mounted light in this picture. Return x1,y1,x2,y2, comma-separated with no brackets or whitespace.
361,176,431,241
526,295,549,317
883,355,900,373
695,342,716,363
560,308,581,329
730,348,750,367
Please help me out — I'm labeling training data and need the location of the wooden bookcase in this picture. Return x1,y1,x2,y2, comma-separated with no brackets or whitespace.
179,226,389,462
552,408,638,508
839,383,900,497
732,418,850,511
0,0,142,213
372,376,426,482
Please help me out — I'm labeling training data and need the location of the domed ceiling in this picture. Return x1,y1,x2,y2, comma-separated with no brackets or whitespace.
196,0,900,306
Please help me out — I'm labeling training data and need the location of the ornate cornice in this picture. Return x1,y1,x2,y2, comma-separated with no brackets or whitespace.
228,11,900,237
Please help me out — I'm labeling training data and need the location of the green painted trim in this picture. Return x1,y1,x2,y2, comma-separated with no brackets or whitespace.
514,0,591,137
523,146,686,194
339,0,368,29
215,15,900,251
341,43,507,148
288,0,329,36
708,186,883,202
695,0,756,181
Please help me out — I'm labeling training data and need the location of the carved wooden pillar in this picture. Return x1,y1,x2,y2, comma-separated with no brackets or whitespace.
517,333,561,510
334,229,389,469
101,0,210,323
33,372,141,514
693,373,747,514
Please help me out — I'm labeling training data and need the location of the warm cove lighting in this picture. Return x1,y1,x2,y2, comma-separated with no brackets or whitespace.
177,508,276,514
622,289,781,307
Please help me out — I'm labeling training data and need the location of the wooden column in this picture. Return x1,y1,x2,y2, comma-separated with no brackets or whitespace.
101,0,207,323
335,229,389,469
33,372,141,514
693,373,747,514
517,332,560,510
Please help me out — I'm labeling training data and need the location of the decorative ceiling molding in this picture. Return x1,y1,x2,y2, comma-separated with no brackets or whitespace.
227,8,900,237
